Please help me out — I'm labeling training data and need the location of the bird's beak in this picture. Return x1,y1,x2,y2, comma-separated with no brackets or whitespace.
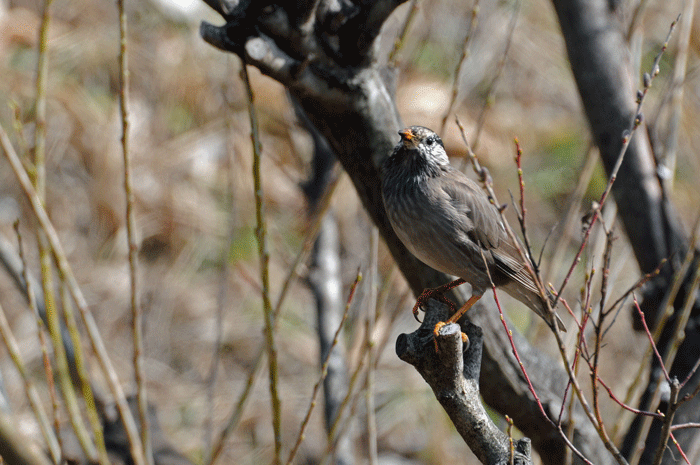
399,128,417,149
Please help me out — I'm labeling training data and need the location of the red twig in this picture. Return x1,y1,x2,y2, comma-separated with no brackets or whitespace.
669,432,691,464
554,16,679,307
596,376,662,419
480,251,592,464
633,294,671,383
671,423,700,432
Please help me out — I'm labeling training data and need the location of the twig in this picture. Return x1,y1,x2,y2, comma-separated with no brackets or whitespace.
589,230,615,453
58,283,108,464
0,122,146,465
633,294,670,382
285,272,361,465
439,0,480,135
241,64,282,465
680,355,700,390
596,376,661,419
506,415,514,465
31,2,65,461
14,223,61,463
670,423,700,432
661,250,700,373
0,301,61,463
669,432,691,464
207,157,342,465
512,138,538,272
32,0,52,197
365,229,379,465
651,378,679,465
116,2,152,464
658,0,694,192
465,0,520,157
479,249,594,464
554,15,679,306
388,0,419,67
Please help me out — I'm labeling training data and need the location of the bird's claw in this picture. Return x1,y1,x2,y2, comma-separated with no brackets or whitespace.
412,301,422,322
411,286,458,323
432,321,469,353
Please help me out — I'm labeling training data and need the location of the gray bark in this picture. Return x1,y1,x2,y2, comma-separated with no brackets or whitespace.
397,300,533,465
300,98,355,465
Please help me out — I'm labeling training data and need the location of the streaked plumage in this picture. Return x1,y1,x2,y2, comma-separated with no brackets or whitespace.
381,126,565,331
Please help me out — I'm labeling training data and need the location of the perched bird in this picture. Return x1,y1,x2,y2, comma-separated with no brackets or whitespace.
381,126,566,332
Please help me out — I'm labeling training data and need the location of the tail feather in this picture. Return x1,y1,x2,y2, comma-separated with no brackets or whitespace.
500,281,567,332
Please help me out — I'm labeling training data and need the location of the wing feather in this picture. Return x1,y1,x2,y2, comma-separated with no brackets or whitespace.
439,168,540,296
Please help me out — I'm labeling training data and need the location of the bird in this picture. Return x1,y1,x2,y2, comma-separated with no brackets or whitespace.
380,126,566,333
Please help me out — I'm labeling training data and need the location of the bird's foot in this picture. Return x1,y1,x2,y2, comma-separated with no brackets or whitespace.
433,321,469,352
411,278,466,322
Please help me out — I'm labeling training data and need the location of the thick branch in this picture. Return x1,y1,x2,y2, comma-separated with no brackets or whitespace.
397,301,532,465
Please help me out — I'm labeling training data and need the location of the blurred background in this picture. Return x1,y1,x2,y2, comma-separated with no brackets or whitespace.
0,0,699,463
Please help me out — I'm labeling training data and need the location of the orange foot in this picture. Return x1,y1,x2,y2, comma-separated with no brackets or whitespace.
432,321,469,352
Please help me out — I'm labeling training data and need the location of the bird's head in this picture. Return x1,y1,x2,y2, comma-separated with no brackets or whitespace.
395,126,449,169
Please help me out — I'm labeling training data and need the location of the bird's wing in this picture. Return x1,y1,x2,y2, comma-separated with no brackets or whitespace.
440,169,540,295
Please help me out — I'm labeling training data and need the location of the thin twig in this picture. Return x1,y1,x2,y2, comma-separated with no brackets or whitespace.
285,272,361,465
479,249,594,464
505,415,515,465
365,229,378,465
658,0,694,192
669,432,691,464
651,378,679,465
554,15,679,306
465,0,520,157
589,231,615,453
207,159,342,465
633,294,670,382
0,123,146,465
661,254,700,374
512,138,538,272
439,0,480,135
33,0,52,197
116,2,152,464
671,423,700,432
58,283,108,465
680,355,700,390
388,0,419,67
14,223,61,464
0,299,60,463
596,376,661,419
241,64,282,465
31,2,64,461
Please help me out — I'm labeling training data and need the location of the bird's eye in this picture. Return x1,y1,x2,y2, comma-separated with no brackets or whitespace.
425,137,434,146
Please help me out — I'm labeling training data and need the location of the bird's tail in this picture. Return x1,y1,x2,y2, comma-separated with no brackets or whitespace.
501,281,567,332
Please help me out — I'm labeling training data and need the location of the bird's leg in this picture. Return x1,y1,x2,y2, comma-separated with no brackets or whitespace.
411,278,466,322
433,293,483,350
445,293,482,324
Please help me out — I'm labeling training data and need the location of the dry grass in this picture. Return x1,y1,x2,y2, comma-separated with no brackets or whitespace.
0,0,698,464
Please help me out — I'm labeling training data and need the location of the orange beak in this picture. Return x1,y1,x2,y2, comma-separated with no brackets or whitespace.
399,128,414,141
399,128,417,149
